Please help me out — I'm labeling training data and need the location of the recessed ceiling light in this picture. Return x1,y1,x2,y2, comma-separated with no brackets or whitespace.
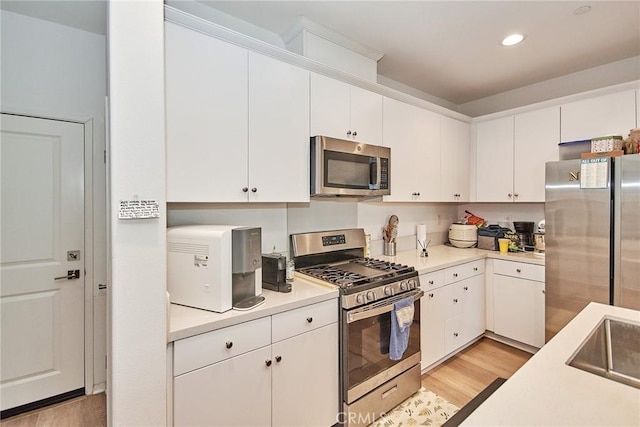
501,34,525,46
573,5,592,15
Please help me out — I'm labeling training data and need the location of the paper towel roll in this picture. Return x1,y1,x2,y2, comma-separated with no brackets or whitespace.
417,224,427,245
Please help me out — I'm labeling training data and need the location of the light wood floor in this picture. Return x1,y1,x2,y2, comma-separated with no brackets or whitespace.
0,338,530,425
0,394,106,427
421,337,533,408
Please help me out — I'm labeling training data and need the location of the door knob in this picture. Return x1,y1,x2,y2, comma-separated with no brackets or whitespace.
55,270,80,280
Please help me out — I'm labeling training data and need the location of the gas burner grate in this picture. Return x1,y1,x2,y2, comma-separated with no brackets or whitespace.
352,257,414,273
298,265,366,286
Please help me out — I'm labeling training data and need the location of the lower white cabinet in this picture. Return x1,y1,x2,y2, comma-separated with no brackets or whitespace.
420,260,485,369
172,300,339,426
492,260,545,348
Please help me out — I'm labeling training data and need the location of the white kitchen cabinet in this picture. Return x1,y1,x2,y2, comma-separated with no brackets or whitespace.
492,259,545,348
560,90,637,142
440,116,471,202
172,300,339,426
475,107,559,202
165,22,310,202
637,90,640,127
382,97,441,202
420,260,485,370
310,73,383,144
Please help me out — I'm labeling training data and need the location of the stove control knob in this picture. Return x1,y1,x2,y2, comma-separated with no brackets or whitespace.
356,294,366,304
400,281,408,291
408,279,417,289
384,286,393,296
366,291,375,301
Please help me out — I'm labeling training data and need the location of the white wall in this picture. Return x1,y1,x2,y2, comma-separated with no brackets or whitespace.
107,1,166,425
0,9,107,392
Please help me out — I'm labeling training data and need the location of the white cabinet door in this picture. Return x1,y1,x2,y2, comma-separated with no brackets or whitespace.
493,274,544,348
441,116,470,202
350,85,383,145
173,346,272,427
560,90,637,142
462,275,486,341
513,106,560,202
165,21,249,202
310,73,352,140
637,90,640,127
444,315,465,354
272,324,339,427
383,98,440,202
475,116,514,202
248,52,310,202
420,285,450,369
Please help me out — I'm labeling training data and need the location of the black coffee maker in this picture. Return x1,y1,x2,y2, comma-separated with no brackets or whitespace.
513,221,535,251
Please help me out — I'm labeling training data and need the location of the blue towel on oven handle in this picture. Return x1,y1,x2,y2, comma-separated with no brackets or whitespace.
389,295,415,361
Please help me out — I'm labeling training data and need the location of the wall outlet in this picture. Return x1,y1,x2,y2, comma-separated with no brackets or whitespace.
437,214,441,225
505,215,512,222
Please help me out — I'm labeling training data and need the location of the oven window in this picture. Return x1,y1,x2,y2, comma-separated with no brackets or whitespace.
324,150,374,189
346,299,421,390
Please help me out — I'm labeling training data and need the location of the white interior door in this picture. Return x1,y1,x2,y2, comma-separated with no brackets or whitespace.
0,113,85,412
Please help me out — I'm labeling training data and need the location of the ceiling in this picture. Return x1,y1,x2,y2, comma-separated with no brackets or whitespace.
1,1,638,109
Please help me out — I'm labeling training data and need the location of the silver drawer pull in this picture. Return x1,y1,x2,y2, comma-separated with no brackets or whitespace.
381,385,398,399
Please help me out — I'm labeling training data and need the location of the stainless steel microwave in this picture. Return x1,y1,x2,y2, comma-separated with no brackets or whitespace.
311,135,390,197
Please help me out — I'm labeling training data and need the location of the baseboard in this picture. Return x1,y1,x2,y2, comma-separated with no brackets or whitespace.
1,388,85,420
483,331,540,354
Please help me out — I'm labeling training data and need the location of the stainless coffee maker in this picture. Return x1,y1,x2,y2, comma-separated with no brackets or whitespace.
232,227,265,310
513,221,535,251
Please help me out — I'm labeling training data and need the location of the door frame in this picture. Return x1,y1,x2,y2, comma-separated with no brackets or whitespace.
1,111,99,396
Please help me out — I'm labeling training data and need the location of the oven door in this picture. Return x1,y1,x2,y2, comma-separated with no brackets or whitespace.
342,289,423,404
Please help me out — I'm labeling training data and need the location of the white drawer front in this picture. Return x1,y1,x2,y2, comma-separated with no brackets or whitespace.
174,316,271,375
420,269,445,290
444,260,485,284
272,299,338,343
494,259,544,282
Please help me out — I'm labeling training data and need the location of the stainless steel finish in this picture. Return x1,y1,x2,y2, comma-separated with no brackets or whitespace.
343,363,421,427
311,135,391,197
231,227,263,309
346,289,423,323
67,250,80,261
567,317,640,389
55,270,80,280
291,228,366,257
615,156,640,310
545,159,612,341
346,352,421,404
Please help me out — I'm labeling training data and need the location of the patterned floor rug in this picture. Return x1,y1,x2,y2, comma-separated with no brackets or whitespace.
369,387,459,427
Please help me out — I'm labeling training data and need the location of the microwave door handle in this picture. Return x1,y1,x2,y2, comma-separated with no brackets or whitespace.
370,160,379,189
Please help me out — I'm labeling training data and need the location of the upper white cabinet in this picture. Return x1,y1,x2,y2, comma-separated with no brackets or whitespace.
560,90,636,142
165,22,310,202
440,117,471,202
475,106,559,202
382,97,440,202
310,73,383,144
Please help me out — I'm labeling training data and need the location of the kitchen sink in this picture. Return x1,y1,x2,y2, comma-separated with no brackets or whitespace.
567,317,640,389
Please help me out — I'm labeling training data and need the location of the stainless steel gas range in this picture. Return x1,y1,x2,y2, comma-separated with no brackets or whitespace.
291,228,423,427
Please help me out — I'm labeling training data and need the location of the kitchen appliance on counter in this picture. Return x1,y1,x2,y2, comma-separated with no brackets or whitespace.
513,221,535,251
167,225,265,313
449,223,478,248
291,228,422,427
545,156,640,342
311,135,390,197
261,253,291,293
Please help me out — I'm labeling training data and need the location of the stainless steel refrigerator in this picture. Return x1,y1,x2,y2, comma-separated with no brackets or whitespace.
545,155,640,342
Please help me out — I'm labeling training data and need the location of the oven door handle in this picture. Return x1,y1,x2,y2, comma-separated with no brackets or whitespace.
346,289,424,323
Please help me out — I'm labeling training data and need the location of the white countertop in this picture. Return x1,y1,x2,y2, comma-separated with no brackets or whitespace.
380,245,544,275
462,302,640,426
169,277,339,342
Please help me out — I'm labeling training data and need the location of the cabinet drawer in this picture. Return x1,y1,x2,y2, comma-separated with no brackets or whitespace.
174,316,271,376
444,260,485,284
420,269,445,290
494,259,544,282
272,299,338,343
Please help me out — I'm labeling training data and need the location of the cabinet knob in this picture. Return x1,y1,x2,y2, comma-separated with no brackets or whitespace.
225,341,233,349
473,267,478,271
428,280,434,285
275,355,282,363
464,286,469,291
242,187,249,193
453,273,458,278
516,268,522,273
542,290,546,294
508,193,513,198
453,298,459,303
428,293,434,298
514,193,519,198
251,187,257,193
306,317,313,323
353,131,357,136
265,359,272,367
347,130,352,136
453,332,459,337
